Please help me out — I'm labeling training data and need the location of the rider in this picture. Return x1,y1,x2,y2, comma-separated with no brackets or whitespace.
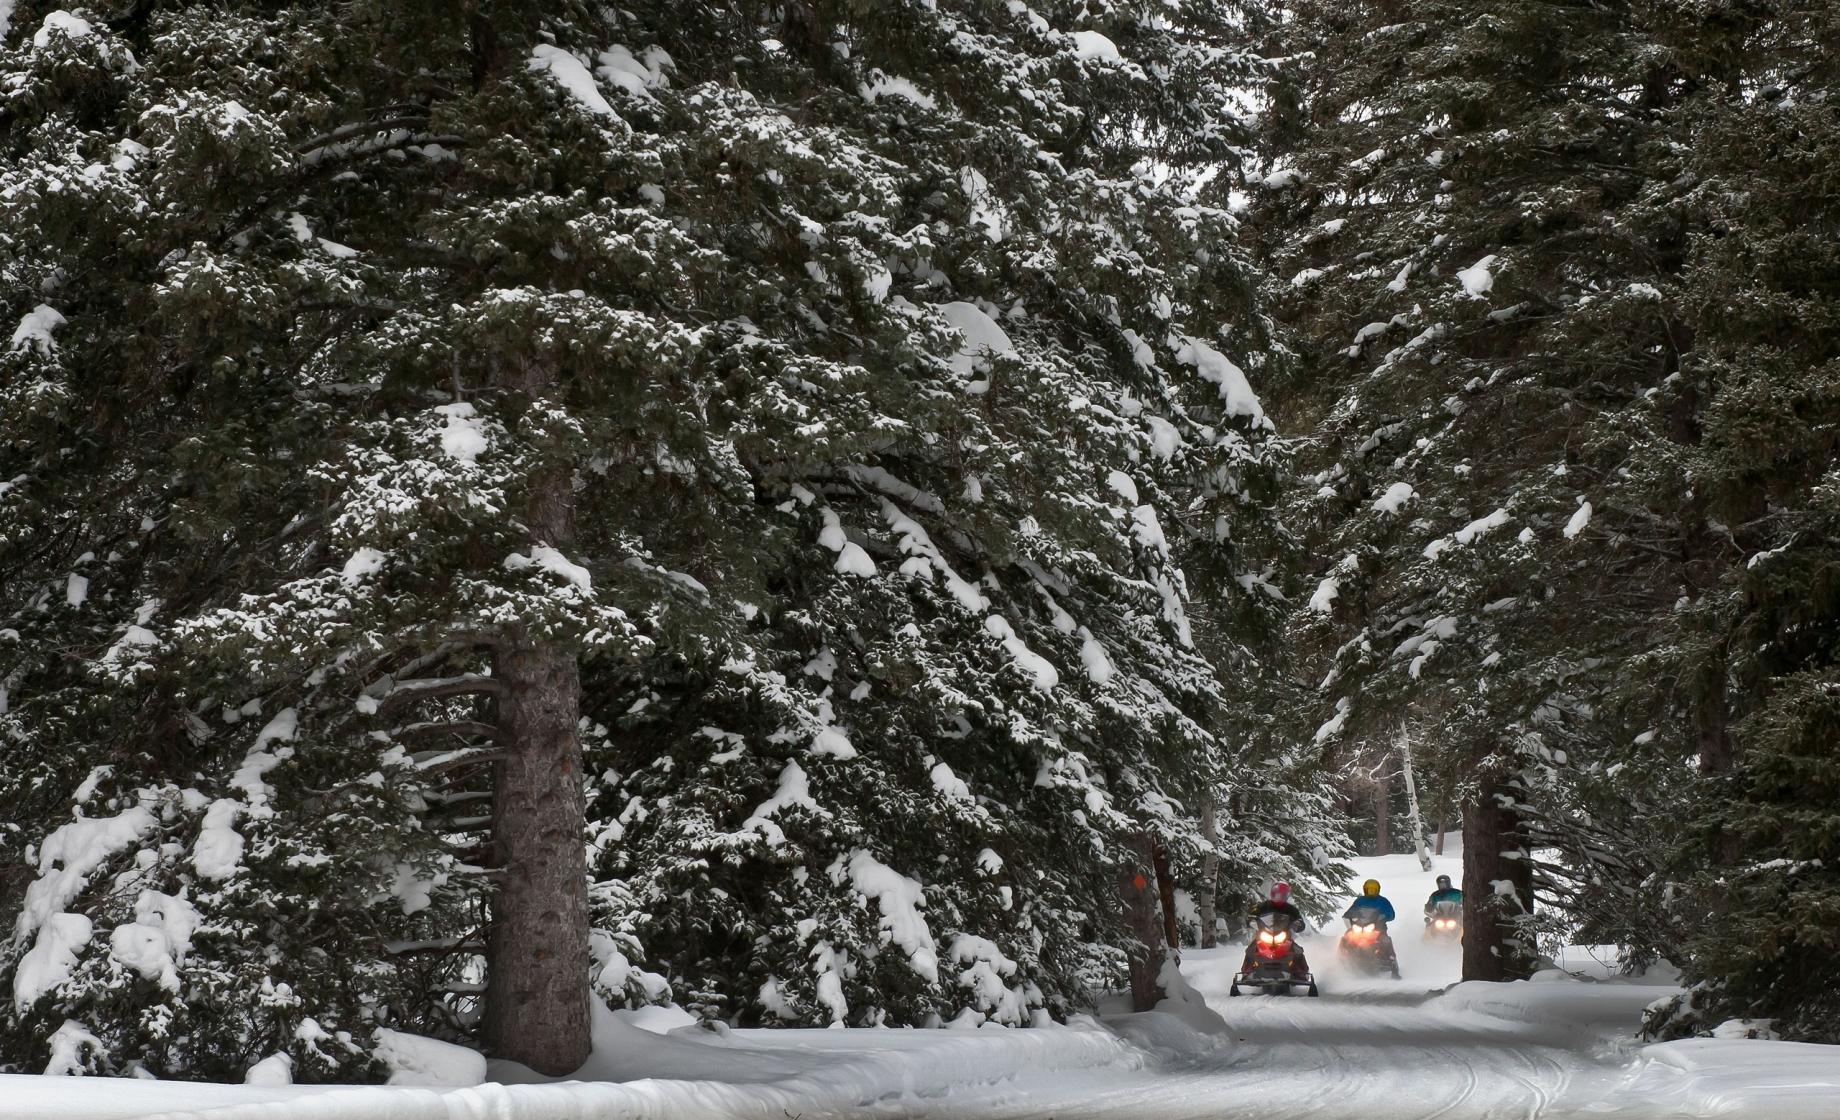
1345,878,1396,924
1344,879,1399,974
1424,874,1463,920
1243,881,1310,979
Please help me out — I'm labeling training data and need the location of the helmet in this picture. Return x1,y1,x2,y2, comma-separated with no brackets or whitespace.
1269,881,1292,904
1436,875,1453,890
1362,879,1381,897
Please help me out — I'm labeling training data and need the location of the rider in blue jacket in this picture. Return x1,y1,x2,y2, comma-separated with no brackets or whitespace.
1345,879,1396,922
1343,879,1401,977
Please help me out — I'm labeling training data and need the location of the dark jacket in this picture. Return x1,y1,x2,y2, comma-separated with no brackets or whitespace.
1425,887,1464,913
1251,900,1307,932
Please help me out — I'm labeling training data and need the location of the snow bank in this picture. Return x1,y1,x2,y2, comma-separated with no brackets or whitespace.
374,1030,487,1087
109,1003,1136,1120
1618,1037,1840,1120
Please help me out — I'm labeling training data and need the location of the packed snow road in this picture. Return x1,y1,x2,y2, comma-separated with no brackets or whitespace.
881,950,1666,1120
872,841,1835,1120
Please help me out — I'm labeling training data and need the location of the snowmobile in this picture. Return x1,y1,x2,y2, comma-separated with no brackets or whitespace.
1423,900,1462,943
1338,913,1401,978
1230,912,1319,997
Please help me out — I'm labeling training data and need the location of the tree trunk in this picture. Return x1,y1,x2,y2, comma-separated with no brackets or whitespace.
1373,766,1391,857
486,642,591,1073
1117,834,1166,1011
483,357,591,1074
1461,768,1537,983
1151,839,1181,952
1400,724,1431,871
1696,645,1732,776
1695,646,1745,865
1198,801,1219,949
1433,764,1459,855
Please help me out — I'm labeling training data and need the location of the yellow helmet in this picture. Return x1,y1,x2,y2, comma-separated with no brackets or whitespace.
1362,879,1381,897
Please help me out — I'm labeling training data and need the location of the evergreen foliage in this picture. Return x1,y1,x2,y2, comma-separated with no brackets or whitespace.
0,0,1337,1078
1256,0,1840,1031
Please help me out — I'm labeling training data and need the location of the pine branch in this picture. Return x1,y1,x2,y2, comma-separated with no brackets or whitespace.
376,674,505,714
396,721,506,744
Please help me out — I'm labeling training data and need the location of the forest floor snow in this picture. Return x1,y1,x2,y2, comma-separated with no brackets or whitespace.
8,837,1839,1119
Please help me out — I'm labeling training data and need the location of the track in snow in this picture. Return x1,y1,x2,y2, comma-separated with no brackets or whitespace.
876,840,1671,1120
876,951,1659,1120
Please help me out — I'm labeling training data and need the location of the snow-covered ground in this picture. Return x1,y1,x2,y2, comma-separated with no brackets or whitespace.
9,837,1838,1119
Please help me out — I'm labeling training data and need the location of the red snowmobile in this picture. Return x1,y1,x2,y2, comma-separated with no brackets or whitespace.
1338,913,1401,978
1230,911,1320,997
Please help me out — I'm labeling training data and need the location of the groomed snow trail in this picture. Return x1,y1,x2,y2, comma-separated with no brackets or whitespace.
868,837,1835,1120
876,951,1659,1120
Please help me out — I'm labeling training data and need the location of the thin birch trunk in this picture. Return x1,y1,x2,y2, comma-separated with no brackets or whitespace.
1400,722,1431,870
1198,801,1219,949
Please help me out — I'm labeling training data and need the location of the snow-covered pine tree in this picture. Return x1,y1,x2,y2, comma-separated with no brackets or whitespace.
1260,0,1839,1009
1636,0,1840,1042
570,0,1342,1025
1,0,688,1077
1,0,1333,1081
1251,0,1723,981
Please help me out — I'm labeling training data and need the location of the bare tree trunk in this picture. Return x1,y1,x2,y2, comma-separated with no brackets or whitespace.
1400,723,1431,871
1433,764,1459,856
1117,834,1166,1011
1373,766,1391,856
486,642,590,1073
1152,839,1181,952
1695,646,1743,865
483,359,591,1074
1461,767,1536,983
1198,801,1219,949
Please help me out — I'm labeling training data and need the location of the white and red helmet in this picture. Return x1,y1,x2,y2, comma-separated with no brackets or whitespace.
1269,881,1292,904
